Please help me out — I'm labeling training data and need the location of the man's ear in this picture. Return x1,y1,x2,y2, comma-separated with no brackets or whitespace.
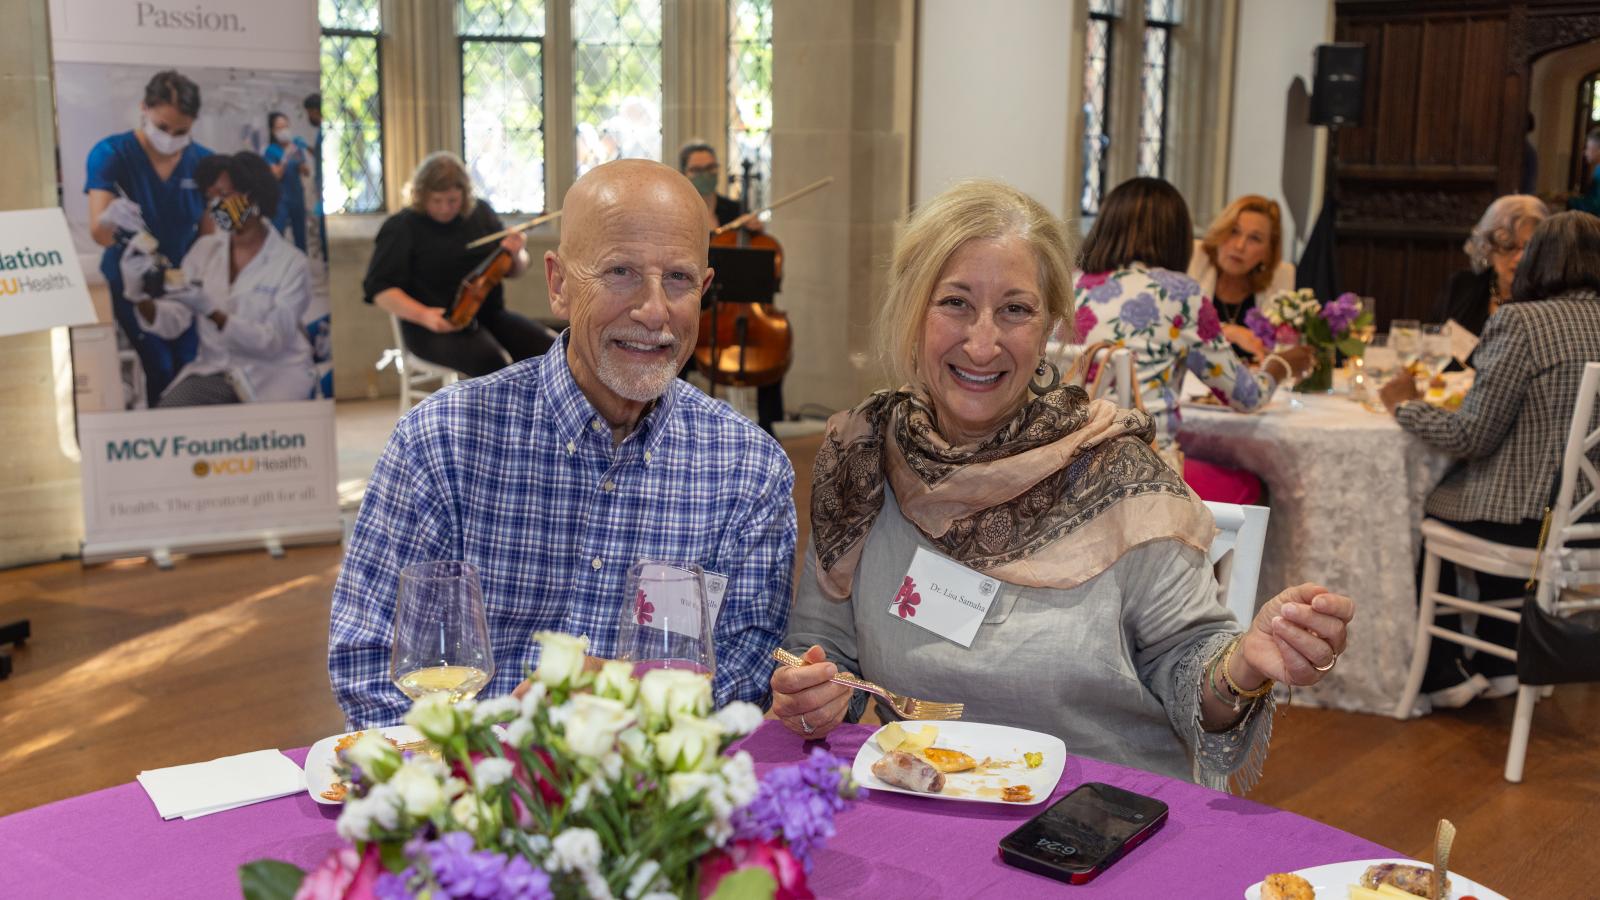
546,250,568,317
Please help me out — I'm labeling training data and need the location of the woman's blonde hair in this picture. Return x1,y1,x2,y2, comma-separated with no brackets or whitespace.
1464,194,1547,273
407,151,477,217
875,179,1076,388
1199,194,1283,294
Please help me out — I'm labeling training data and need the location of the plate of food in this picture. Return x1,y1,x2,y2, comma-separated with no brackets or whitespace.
851,720,1066,806
1245,858,1506,900
304,725,420,805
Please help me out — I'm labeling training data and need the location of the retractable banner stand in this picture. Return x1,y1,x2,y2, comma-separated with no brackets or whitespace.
50,0,340,564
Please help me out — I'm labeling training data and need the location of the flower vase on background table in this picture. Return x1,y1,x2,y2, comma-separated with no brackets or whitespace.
1246,289,1371,396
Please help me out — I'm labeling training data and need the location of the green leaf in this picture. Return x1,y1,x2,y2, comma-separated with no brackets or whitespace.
1336,338,1367,358
707,867,779,900
1303,317,1333,344
238,860,306,900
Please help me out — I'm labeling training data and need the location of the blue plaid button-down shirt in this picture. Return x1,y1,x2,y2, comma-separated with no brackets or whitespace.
329,340,797,728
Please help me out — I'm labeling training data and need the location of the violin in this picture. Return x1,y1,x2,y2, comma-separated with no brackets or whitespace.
447,244,514,328
693,174,833,390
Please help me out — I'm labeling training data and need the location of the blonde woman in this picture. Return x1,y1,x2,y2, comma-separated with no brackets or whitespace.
769,180,1355,788
363,151,555,376
1188,195,1296,359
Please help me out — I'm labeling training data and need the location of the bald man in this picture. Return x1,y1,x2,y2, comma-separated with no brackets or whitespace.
330,160,797,728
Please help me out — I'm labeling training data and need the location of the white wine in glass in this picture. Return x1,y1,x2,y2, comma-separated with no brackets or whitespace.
1391,319,1422,369
391,561,496,703
1421,324,1453,377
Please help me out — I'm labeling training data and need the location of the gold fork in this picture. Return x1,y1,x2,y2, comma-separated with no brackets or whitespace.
772,648,964,720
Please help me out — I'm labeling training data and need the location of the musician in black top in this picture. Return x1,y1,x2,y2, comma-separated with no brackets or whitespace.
364,152,555,377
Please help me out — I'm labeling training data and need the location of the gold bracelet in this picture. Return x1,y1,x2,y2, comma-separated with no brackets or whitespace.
1221,635,1274,700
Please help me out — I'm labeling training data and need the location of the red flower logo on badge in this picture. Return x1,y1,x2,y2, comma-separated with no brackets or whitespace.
634,589,654,626
892,576,921,619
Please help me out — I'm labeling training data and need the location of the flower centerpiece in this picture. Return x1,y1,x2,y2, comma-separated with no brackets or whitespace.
241,633,860,900
1243,289,1370,393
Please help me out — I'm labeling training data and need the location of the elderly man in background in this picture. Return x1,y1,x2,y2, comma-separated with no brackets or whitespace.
330,159,797,728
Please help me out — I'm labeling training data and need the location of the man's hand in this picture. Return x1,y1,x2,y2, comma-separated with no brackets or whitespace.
1379,373,1421,413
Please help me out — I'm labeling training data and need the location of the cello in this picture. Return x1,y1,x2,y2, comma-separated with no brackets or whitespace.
694,174,833,391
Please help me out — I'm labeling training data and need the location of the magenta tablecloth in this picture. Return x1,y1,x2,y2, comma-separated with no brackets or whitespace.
0,723,1395,898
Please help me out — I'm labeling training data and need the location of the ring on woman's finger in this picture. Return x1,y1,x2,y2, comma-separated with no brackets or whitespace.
1313,653,1339,673
799,713,815,734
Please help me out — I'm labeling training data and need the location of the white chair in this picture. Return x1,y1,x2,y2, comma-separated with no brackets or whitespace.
1049,341,1135,408
1204,501,1271,624
1394,361,1600,782
375,314,458,413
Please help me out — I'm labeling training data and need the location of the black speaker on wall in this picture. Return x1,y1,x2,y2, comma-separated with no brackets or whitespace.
1308,43,1367,127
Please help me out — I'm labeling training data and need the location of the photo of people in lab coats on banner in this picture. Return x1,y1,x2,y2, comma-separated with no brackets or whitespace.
57,63,331,411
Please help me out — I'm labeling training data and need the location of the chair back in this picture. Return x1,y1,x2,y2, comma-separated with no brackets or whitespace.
1541,361,1600,611
377,314,458,411
1051,342,1136,408
1204,500,1271,623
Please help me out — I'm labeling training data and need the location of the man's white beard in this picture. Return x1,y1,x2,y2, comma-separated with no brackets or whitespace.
597,328,682,402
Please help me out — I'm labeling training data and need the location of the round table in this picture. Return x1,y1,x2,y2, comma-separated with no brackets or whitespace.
1178,385,1456,717
0,721,1397,898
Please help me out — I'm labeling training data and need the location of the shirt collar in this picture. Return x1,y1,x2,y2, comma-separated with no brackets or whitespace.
539,332,681,460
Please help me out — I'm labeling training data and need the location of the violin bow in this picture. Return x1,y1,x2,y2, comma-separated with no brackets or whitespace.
711,176,835,236
465,209,564,250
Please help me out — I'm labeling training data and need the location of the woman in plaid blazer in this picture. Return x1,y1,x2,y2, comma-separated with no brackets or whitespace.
1380,211,1600,707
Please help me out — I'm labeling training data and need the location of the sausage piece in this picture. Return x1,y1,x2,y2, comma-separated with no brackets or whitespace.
871,750,946,793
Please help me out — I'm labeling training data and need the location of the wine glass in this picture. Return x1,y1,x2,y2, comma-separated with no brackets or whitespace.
1390,319,1422,370
1421,323,1453,377
614,560,716,677
390,561,495,703
1273,338,1306,410
1349,296,1378,345
1361,334,1400,412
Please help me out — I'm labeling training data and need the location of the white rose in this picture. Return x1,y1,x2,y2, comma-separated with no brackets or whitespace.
534,631,590,689
389,760,448,819
548,826,603,873
594,659,639,706
617,727,651,769
665,771,715,807
563,694,635,759
655,719,723,773
518,681,547,718
404,693,462,743
337,783,400,841
638,669,712,729
341,732,402,782
473,695,520,726
473,756,515,790
450,793,482,831
720,751,760,809
504,717,535,749
711,701,763,738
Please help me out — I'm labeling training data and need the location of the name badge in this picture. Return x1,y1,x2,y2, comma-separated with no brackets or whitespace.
888,547,1000,648
630,563,728,639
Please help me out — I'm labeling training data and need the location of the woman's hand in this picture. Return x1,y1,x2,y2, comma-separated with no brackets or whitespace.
500,231,527,255
1221,323,1266,360
1379,372,1421,414
769,644,852,739
416,307,462,334
1234,583,1354,688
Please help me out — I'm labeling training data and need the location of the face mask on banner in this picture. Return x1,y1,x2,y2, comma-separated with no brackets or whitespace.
688,171,718,196
209,194,258,233
143,119,191,156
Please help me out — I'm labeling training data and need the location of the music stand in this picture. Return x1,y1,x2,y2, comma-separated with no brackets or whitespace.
703,246,777,398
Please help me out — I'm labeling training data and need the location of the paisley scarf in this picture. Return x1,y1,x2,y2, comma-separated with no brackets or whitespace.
810,385,1214,600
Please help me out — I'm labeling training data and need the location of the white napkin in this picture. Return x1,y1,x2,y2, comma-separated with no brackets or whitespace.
137,749,305,820
1446,318,1479,366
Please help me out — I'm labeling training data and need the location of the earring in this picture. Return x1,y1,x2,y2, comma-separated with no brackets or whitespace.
1029,358,1061,396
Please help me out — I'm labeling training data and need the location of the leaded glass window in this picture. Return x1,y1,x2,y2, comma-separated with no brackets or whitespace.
1080,0,1119,216
572,0,663,177
727,0,773,209
319,0,384,214
459,0,547,214
1138,0,1180,178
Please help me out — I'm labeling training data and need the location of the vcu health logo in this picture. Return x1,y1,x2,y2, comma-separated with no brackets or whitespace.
0,247,71,297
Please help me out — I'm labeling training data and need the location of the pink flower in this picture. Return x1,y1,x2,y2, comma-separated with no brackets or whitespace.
1073,304,1098,340
699,839,813,900
891,576,920,619
294,844,381,900
634,588,654,625
1273,324,1300,348
1195,299,1222,342
1076,270,1110,290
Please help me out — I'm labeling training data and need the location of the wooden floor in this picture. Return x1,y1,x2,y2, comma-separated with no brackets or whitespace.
1,430,1595,897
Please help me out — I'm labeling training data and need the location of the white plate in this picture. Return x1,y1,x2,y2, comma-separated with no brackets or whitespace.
851,721,1067,806
1243,858,1507,900
303,725,421,805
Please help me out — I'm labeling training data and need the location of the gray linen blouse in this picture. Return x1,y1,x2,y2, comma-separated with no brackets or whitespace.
785,487,1273,790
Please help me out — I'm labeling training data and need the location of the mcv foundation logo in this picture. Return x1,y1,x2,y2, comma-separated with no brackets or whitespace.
0,247,72,297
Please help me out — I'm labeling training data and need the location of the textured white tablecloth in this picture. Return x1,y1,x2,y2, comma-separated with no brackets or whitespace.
1178,388,1455,716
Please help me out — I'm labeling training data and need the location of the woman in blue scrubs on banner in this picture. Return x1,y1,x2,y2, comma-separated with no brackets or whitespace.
85,70,213,408
263,111,309,253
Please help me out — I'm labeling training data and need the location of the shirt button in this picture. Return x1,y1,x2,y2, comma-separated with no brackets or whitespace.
603,480,616,491
566,440,575,454
591,556,603,570
643,450,652,463
591,419,603,431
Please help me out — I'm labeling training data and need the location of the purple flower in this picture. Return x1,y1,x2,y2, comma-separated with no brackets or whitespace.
1195,298,1222,342
1073,304,1099,340
1321,292,1361,335
1231,370,1261,406
1243,307,1277,345
1118,293,1161,331
731,748,857,872
1186,350,1210,377
1086,280,1124,304
375,871,417,900
412,832,552,900
1147,268,1199,302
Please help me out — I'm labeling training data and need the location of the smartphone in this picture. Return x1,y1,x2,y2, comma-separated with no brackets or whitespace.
997,782,1169,885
